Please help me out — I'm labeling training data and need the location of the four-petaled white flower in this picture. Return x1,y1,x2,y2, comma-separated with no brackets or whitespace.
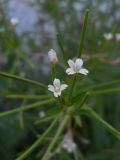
48,78,68,97
48,49,58,64
66,58,89,75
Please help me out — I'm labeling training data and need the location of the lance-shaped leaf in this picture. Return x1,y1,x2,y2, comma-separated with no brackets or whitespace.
81,106,120,140
0,99,54,117
16,115,61,160
77,9,89,57
0,71,47,89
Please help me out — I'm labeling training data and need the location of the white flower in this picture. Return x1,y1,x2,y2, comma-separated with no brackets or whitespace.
115,33,120,41
48,78,68,97
48,49,58,64
103,33,113,40
66,58,89,75
10,18,19,26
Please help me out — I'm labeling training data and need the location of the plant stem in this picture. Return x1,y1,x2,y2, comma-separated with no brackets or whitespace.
41,115,69,160
51,64,56,81
16,115,60,160
68,75,77,100
0,71,46,89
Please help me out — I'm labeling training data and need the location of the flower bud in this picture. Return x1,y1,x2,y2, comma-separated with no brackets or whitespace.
48,49,58,64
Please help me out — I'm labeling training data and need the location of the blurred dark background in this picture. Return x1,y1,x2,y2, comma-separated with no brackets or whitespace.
0,0,120,159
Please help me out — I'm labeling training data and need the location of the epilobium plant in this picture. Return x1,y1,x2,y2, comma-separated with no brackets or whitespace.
0,9,120,160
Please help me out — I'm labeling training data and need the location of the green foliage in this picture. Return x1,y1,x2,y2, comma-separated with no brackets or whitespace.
0,0,120,160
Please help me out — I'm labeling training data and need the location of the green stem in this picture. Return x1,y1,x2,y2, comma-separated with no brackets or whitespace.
77,9,89,57
16,115,60,160
51,64,56,81
68,75,77,100
0,71,46,89
41,115,69,160
0,99,54,117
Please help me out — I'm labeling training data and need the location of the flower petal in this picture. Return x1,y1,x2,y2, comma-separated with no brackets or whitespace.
79,68,89,75
48,85,54,92
53,78,61,87
75,58,83,70
61,84,68,91
54,91,61,97
68,59,75,69
58,91,61,96
54,92,59,97
66,68,75,75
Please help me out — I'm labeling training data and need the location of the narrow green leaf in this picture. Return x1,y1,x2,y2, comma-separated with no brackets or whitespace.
91,88,120,95
76,93,89,110
88,79,120,91
41,115,69,160
16,115,61,160
19,100,26,129
81,106,120,140
0,99,54,117
6,94,51,99
73,79,120,102
0,71,47,89
35,115,57,125
74,115,82,127
77,9,89,57
72,91,89,104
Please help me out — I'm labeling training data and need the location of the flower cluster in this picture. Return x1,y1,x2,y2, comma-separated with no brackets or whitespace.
48,49,89,97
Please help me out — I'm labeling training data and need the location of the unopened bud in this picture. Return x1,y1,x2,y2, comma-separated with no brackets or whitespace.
48,49,58,64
